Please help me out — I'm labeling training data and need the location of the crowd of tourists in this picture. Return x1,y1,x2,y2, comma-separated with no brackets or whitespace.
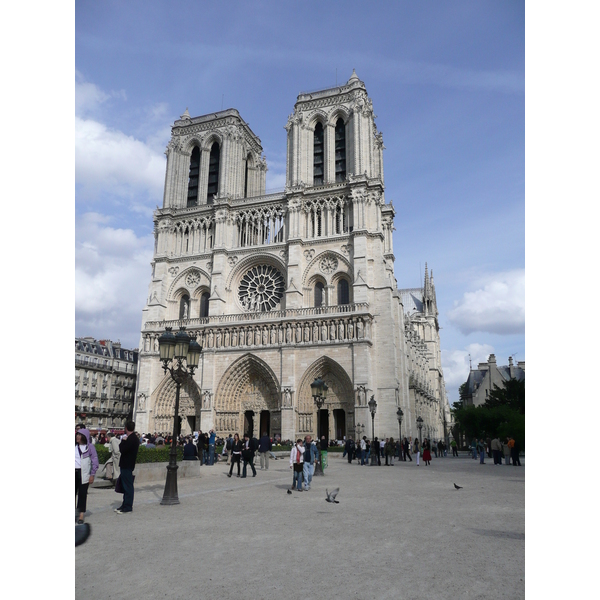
469,436,522,466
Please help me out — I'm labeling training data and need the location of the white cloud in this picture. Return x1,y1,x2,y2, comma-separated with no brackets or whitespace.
442,343,495,403
75,72,126,117
447,269,525,335
75,116,165,204
76,213,154,347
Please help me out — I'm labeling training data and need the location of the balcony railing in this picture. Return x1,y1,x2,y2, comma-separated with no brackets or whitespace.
144,302,370,331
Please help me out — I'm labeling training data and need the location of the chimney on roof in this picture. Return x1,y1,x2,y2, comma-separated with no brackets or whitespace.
508,356,513,366
488,354,496,364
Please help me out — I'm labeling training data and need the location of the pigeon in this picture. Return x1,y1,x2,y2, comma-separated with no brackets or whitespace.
325,488,340,503
75,523,91,547
287,489,292,495
453,483,463,490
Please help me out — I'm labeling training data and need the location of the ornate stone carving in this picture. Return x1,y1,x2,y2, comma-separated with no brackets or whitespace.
185,270,201,287
304,249,315,259
168,266,179,276
238,265,285,312
319,255,338,275
228,255,239,266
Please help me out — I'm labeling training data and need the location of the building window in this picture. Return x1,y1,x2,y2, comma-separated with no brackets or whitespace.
335,118,346,182
200,292,210,318
337,279,349,305
314,282,325,307
179,295,190,320
207,142,220,203
313,122,324,185
187,146,200,207
244,154,250,198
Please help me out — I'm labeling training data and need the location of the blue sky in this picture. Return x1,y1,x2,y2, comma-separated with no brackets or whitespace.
75,1,525,402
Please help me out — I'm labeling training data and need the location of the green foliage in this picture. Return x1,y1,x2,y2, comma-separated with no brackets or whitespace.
485,378,525,414
94,444,184,464
452,376,525,449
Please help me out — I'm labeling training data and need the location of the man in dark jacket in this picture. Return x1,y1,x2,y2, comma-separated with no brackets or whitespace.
116,421,140,514
183,437,198,460
258,432,272,470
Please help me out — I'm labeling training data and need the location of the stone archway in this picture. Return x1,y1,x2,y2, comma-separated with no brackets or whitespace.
214,354,280,437
152,373,202,436
297,356,354,442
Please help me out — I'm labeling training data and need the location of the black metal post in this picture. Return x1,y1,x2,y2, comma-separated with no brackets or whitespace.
314,398,324,476
161,368,182,505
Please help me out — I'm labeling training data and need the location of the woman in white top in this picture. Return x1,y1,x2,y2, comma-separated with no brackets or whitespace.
289,439,305,492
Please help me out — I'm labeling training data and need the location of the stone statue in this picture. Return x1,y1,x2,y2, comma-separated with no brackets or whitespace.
183,303,188,319
216,330,222,348
330,322,336,340
303,323,310,342
232,329,238,347
321,323,328,341
286,325,292,343
224,330,230,347
239,328,246,346
313,323,319,341
338,322,345,339
347,322,354,339
357,320,364,339
208,330,214,347
262,327,268,345
270,326,276,345
138,395,146,411
283,388,292,407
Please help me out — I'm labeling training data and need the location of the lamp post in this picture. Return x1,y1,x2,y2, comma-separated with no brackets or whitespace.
311,377,328,476
417,415,423,447
158,327,202,505
368,395,378,465
396,407,403,444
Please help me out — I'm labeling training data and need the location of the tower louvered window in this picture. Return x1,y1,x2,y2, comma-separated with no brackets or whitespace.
187,146,200,207
335,118,346,182
207,142,220,203
313,122,324,185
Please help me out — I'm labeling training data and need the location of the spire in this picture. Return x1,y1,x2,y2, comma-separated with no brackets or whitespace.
180,107,191,120
348,69,360,84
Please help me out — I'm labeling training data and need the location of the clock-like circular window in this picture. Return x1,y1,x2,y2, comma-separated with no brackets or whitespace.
238,265,285,312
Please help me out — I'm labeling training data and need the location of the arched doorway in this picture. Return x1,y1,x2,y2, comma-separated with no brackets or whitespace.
214,354,280,438
297,356,354,443
152,373,202,436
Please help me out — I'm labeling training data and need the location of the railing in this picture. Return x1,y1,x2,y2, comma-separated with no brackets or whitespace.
144,303,370,331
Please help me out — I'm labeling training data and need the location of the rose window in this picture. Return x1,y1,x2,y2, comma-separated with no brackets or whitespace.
238,265,285,312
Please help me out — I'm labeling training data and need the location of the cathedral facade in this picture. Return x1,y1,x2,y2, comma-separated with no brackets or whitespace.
134,71,450,444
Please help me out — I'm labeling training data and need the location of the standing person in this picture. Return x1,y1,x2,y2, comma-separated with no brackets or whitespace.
380,438,386,461
385,437,394,465
208,429,216,465
422,438,432,466
471,438,477,459
303,435,316,490
289,439,304,492
115,421,140,515
503,437,511,465
491,437,501,465
413,438,420,466
403,437,412,462
437,440,444,458
360,436,368,465
105,431,121,485
365,438,371,463
511,438,522,466
241,433,257,478
486,436,492,459
373,437,381,465
258,431,272,470
451,439,459,457
227,433,243,477
226,433,234,465
431,441,438,458
345,438,354,464
477,438,486,464
75,428,99,524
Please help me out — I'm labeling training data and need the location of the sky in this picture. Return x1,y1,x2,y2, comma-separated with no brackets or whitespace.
74,0,525,403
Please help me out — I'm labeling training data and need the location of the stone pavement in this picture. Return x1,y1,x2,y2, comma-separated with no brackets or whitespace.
76,454,525,599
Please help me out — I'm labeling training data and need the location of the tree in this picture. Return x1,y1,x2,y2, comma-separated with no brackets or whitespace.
484,378,525,414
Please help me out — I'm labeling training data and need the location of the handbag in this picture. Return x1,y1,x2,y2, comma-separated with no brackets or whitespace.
114,474,135,493
293,462,303,472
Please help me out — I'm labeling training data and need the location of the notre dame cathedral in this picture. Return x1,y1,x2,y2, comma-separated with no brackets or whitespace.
134,70,451,444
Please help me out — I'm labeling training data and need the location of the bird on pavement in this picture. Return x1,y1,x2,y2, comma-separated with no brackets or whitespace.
325,488,340,503
287,489,292,495
454,483,463,490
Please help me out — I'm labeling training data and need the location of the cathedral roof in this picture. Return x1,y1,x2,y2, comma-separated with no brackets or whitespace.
398,288,424,314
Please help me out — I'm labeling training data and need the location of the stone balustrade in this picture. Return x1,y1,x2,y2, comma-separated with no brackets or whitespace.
141,307,372,354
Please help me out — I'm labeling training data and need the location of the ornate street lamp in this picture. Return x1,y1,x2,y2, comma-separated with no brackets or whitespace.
396,407,404,443
311,377,328,476
368,395,378,466
158,327,202,505
416,415,423,446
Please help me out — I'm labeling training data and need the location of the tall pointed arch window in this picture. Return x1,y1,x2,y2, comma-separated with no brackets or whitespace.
335,118,346,182
187,146,200,207
337,279,349,305
244,154,251,198
314,282,325,308
313,122,324,185
207,142,220,203
200,292,210,318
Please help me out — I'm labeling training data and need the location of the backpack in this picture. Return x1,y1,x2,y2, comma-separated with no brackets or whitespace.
226,437,233,451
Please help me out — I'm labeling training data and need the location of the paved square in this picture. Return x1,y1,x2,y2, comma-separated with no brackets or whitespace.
76,454,524,599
